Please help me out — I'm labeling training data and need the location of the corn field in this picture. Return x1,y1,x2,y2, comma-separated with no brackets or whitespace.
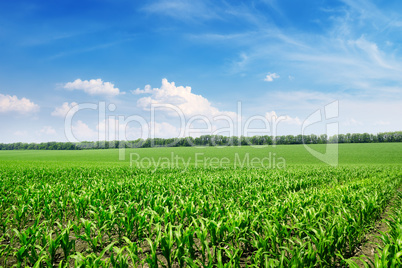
0,165,401,267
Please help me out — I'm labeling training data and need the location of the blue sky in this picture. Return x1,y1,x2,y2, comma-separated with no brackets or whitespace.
1,0,402,143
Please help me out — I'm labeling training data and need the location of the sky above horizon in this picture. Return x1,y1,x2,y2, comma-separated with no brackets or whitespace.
1,0,402,143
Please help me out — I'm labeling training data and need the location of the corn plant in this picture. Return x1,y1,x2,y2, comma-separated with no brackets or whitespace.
0,164,401,267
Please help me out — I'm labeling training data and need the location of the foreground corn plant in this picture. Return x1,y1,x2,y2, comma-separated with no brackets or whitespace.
0,164,401,267
345,191,402,268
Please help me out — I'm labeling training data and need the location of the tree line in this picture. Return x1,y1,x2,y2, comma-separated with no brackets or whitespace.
0,131,401,150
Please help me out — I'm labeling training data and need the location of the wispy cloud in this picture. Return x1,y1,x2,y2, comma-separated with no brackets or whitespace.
264,73,279,82
178,0,402,99
142,0,220,22
47,40,131,60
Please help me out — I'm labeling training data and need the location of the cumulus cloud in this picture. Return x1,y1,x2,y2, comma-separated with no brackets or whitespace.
133,78,237,119
68,118,179,141
265,111,302,125
264,73,280,82
71,120,98,141
39,126,56,135
151,122,180,138
51,102,78,117
64,79,121,96
68,119,116,142
97,118,179,140
96,118,137,141
0,94,39,114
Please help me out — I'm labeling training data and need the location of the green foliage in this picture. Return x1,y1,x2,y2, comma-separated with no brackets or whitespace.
1,131,402,151
0,160,401,266
374,192,402,267
1,143,402,167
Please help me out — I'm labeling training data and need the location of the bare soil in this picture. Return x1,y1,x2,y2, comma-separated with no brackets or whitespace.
351,189,401,267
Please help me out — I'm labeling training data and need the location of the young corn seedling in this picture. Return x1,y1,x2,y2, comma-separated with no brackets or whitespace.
223,245,243,267
194,218,209,264
0,215,10,235
77,218,105,253
113,216,128,245
110,246,130,268
121,202,138,240
160,223,175,268
57,222,75,262
182,225,196,260
71,242,115,268
201,240,216,268
307,223,336,266
123,237,141,268
136,214,147,241
173,225,187,268
373,197,402,268
12,205,28,230
13,225,43,266
45,229,63,267
13,245,28,268
145,237,160,267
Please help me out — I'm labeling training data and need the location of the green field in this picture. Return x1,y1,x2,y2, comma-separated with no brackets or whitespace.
0,143,401,267
1,143,401,167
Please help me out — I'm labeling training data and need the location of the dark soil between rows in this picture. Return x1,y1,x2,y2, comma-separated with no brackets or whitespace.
351,188,401,267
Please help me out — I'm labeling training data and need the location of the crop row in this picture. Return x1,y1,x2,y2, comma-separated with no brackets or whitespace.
346,190,402,268
375,191,402,267
0,165,401,267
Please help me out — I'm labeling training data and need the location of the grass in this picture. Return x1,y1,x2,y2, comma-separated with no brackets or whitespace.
0,143,401,167
0,143,401,267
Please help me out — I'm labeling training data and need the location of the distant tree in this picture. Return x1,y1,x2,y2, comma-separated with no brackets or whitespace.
320,134,328,144
361,133,370,143
337,134,345,143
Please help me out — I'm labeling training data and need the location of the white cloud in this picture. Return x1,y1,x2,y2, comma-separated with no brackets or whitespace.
51,102,78,117
142,0,219,22
132,84,154,95
264,73,279,82
151,122,179,138
68,119,123,142
67,118,179,141
71,120,98,141
133,79,237,119
40,126,56,135
235,53,249,69
64,79,121,96
349,36,393,69
97,118,179,140
265,111,302,125
96,118,142,141
0,94,39,114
